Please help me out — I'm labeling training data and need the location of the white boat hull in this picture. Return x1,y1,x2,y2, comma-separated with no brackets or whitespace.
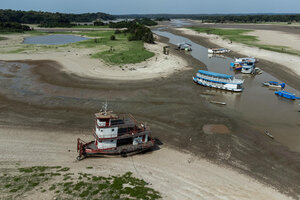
241,66,255,74
208,48,230,54
193,77,243,92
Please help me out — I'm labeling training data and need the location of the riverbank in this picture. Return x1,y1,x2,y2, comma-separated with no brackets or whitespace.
0,126,293,200
0,32,189,80
0,30,299,199
167,27,300,90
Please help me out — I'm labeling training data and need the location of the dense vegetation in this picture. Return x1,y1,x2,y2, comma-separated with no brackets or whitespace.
93,20,106,26
109,19,156,43
116,14,300,23
0,9,114,24
38,22,74,28
155,17,171,21
126,24,154,43
109,19,157,28
0,22,31,32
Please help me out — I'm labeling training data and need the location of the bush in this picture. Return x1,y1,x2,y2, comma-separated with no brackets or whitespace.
109,20,155,43
114,29,121,34
110,35,116,40
38,22,73,28
94,20,105,26
0,22,31,32
127,24,154,43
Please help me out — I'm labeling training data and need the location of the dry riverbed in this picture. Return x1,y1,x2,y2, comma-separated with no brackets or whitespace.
0,126,293,200
0,33,189,80
0,30,299,199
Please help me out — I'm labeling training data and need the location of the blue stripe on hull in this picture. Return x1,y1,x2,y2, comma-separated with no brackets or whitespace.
193,77,243,92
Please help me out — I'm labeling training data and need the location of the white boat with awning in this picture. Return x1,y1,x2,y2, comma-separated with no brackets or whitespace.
208,48,230,54
193,70,244,92
234,57,258,63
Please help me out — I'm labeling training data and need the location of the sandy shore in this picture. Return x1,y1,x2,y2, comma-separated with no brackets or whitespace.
0,34,189,80
0,31,299,199
177,28,300,77
245,30,300,51
0,126,292,200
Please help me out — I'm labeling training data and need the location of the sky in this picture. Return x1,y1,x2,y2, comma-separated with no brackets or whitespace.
1,0,300,14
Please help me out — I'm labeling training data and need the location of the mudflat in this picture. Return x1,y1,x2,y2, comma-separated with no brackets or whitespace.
0,30,299,199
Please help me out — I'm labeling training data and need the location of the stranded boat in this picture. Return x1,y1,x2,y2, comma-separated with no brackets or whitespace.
177,42,192,51
77,106,155,160
275,90,300,100
208,48,230,54
241,62,255,74
265,130,274,139
193,70,244,92
230,62,243,71
231,60,256,74
234,57,258,63
263,81,285,89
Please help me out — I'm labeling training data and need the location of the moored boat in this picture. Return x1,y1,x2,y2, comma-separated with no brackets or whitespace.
230,62,243,71
265,130,274,139
263,81,285,89
275,90,300,100
210,100,226,105
208,48,230,54
177,42,192,51
193,70,244,92
234,57,258,63
241,62,255,74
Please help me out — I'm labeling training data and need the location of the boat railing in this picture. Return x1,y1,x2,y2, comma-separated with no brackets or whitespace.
196,73,243,84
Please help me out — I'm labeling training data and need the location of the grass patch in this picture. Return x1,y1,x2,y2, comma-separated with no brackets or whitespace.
0,36,7,41
1,166,161,200
92,41,154,64
2,29,155,64
53,171,161,200
6,48,27,54
255,44,300,56
190,27,300,56
63,30,114,38
0,166,62,199
71,25,110,28
190,27,257,44
71,30,155,64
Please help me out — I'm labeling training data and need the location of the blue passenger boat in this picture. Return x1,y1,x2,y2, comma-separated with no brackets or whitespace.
275,91,300,100
193,70,244,92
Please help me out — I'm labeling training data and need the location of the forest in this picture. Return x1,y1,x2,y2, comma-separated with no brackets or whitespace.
0,22,31,32
117,14,300,23
200,14,300,23
0,9,114,24
111,20,156,43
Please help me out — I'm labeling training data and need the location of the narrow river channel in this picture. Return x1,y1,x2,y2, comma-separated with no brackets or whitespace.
154,29,300,152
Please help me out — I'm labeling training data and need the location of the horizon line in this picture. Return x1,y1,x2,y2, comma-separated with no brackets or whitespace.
0,8,299,15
